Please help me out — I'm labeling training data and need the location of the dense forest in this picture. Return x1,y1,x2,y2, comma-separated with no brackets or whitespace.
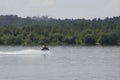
0,15,120,46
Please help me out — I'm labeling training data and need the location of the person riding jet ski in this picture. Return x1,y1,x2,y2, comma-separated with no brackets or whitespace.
41,45,49,50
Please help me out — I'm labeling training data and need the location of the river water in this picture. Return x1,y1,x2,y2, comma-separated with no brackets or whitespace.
0,46,120,80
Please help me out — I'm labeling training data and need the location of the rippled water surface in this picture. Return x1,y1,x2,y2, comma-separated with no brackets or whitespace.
0,46,120,80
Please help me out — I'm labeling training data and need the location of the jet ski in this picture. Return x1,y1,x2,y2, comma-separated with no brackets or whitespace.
41,45,49,50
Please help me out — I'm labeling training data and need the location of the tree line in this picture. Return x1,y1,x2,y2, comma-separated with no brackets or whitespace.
0,15,120,46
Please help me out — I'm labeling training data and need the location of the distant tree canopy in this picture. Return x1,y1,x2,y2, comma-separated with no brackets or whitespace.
0,15,120,46
99,33,119,45
82,34,96,45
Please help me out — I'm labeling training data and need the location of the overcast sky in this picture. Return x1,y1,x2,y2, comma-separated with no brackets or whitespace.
0,0,119,19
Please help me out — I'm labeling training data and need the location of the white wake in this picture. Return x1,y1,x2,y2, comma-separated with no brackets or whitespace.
0,49,51,55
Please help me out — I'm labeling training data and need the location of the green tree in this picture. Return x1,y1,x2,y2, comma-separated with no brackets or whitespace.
0,38,4,45
99,33,118,45
82,34,96,45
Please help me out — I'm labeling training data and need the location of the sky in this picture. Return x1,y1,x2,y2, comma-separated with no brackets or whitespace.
0,0,120,19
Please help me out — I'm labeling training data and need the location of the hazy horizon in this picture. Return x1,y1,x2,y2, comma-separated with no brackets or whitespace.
0,0,120,19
